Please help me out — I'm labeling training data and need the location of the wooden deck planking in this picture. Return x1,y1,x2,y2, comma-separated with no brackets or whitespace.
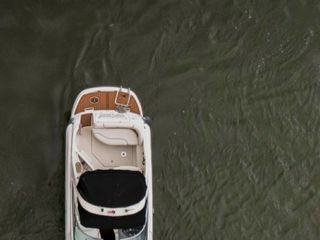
76,91,141,126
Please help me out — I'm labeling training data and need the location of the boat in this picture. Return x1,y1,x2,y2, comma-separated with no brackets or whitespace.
65,87,153,240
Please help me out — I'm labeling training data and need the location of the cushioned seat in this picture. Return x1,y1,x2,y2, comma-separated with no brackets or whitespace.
91,111,144,144
92,128,138,145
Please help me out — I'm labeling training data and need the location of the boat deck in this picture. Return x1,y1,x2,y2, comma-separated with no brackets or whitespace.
76,127,138,168
74,90,142,127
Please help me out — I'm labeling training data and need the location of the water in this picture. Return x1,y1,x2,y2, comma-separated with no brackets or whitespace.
1,0,320,239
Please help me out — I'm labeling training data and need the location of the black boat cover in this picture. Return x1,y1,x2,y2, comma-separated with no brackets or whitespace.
77,169,147,229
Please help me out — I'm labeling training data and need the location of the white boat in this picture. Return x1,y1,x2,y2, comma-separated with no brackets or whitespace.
65,87,153,240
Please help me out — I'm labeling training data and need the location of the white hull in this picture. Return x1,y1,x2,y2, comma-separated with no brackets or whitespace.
65,87,153,240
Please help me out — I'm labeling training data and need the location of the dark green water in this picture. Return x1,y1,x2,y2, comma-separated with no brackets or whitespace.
1,0,320,239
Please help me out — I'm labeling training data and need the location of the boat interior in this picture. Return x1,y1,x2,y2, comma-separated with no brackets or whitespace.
73,88,145,173
75,125,144,171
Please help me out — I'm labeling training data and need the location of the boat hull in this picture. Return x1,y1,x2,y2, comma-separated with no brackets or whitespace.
65,87,152,240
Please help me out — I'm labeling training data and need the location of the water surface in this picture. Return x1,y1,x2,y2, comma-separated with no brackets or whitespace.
1,0,320,239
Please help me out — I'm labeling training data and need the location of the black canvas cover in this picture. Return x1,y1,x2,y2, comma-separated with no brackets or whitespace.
77,169,147,229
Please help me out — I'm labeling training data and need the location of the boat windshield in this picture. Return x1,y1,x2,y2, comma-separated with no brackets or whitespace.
74,226,101,240
118,224,147,240
74,224,147,240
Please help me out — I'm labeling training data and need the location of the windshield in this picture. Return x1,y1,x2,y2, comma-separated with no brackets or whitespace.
118,224,147,240
74,224,147,240
74,226,101,240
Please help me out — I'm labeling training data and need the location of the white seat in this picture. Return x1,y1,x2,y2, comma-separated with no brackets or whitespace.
91,111,145,144
92,128,138,146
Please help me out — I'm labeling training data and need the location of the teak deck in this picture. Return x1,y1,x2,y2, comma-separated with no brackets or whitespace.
75,91,141,127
